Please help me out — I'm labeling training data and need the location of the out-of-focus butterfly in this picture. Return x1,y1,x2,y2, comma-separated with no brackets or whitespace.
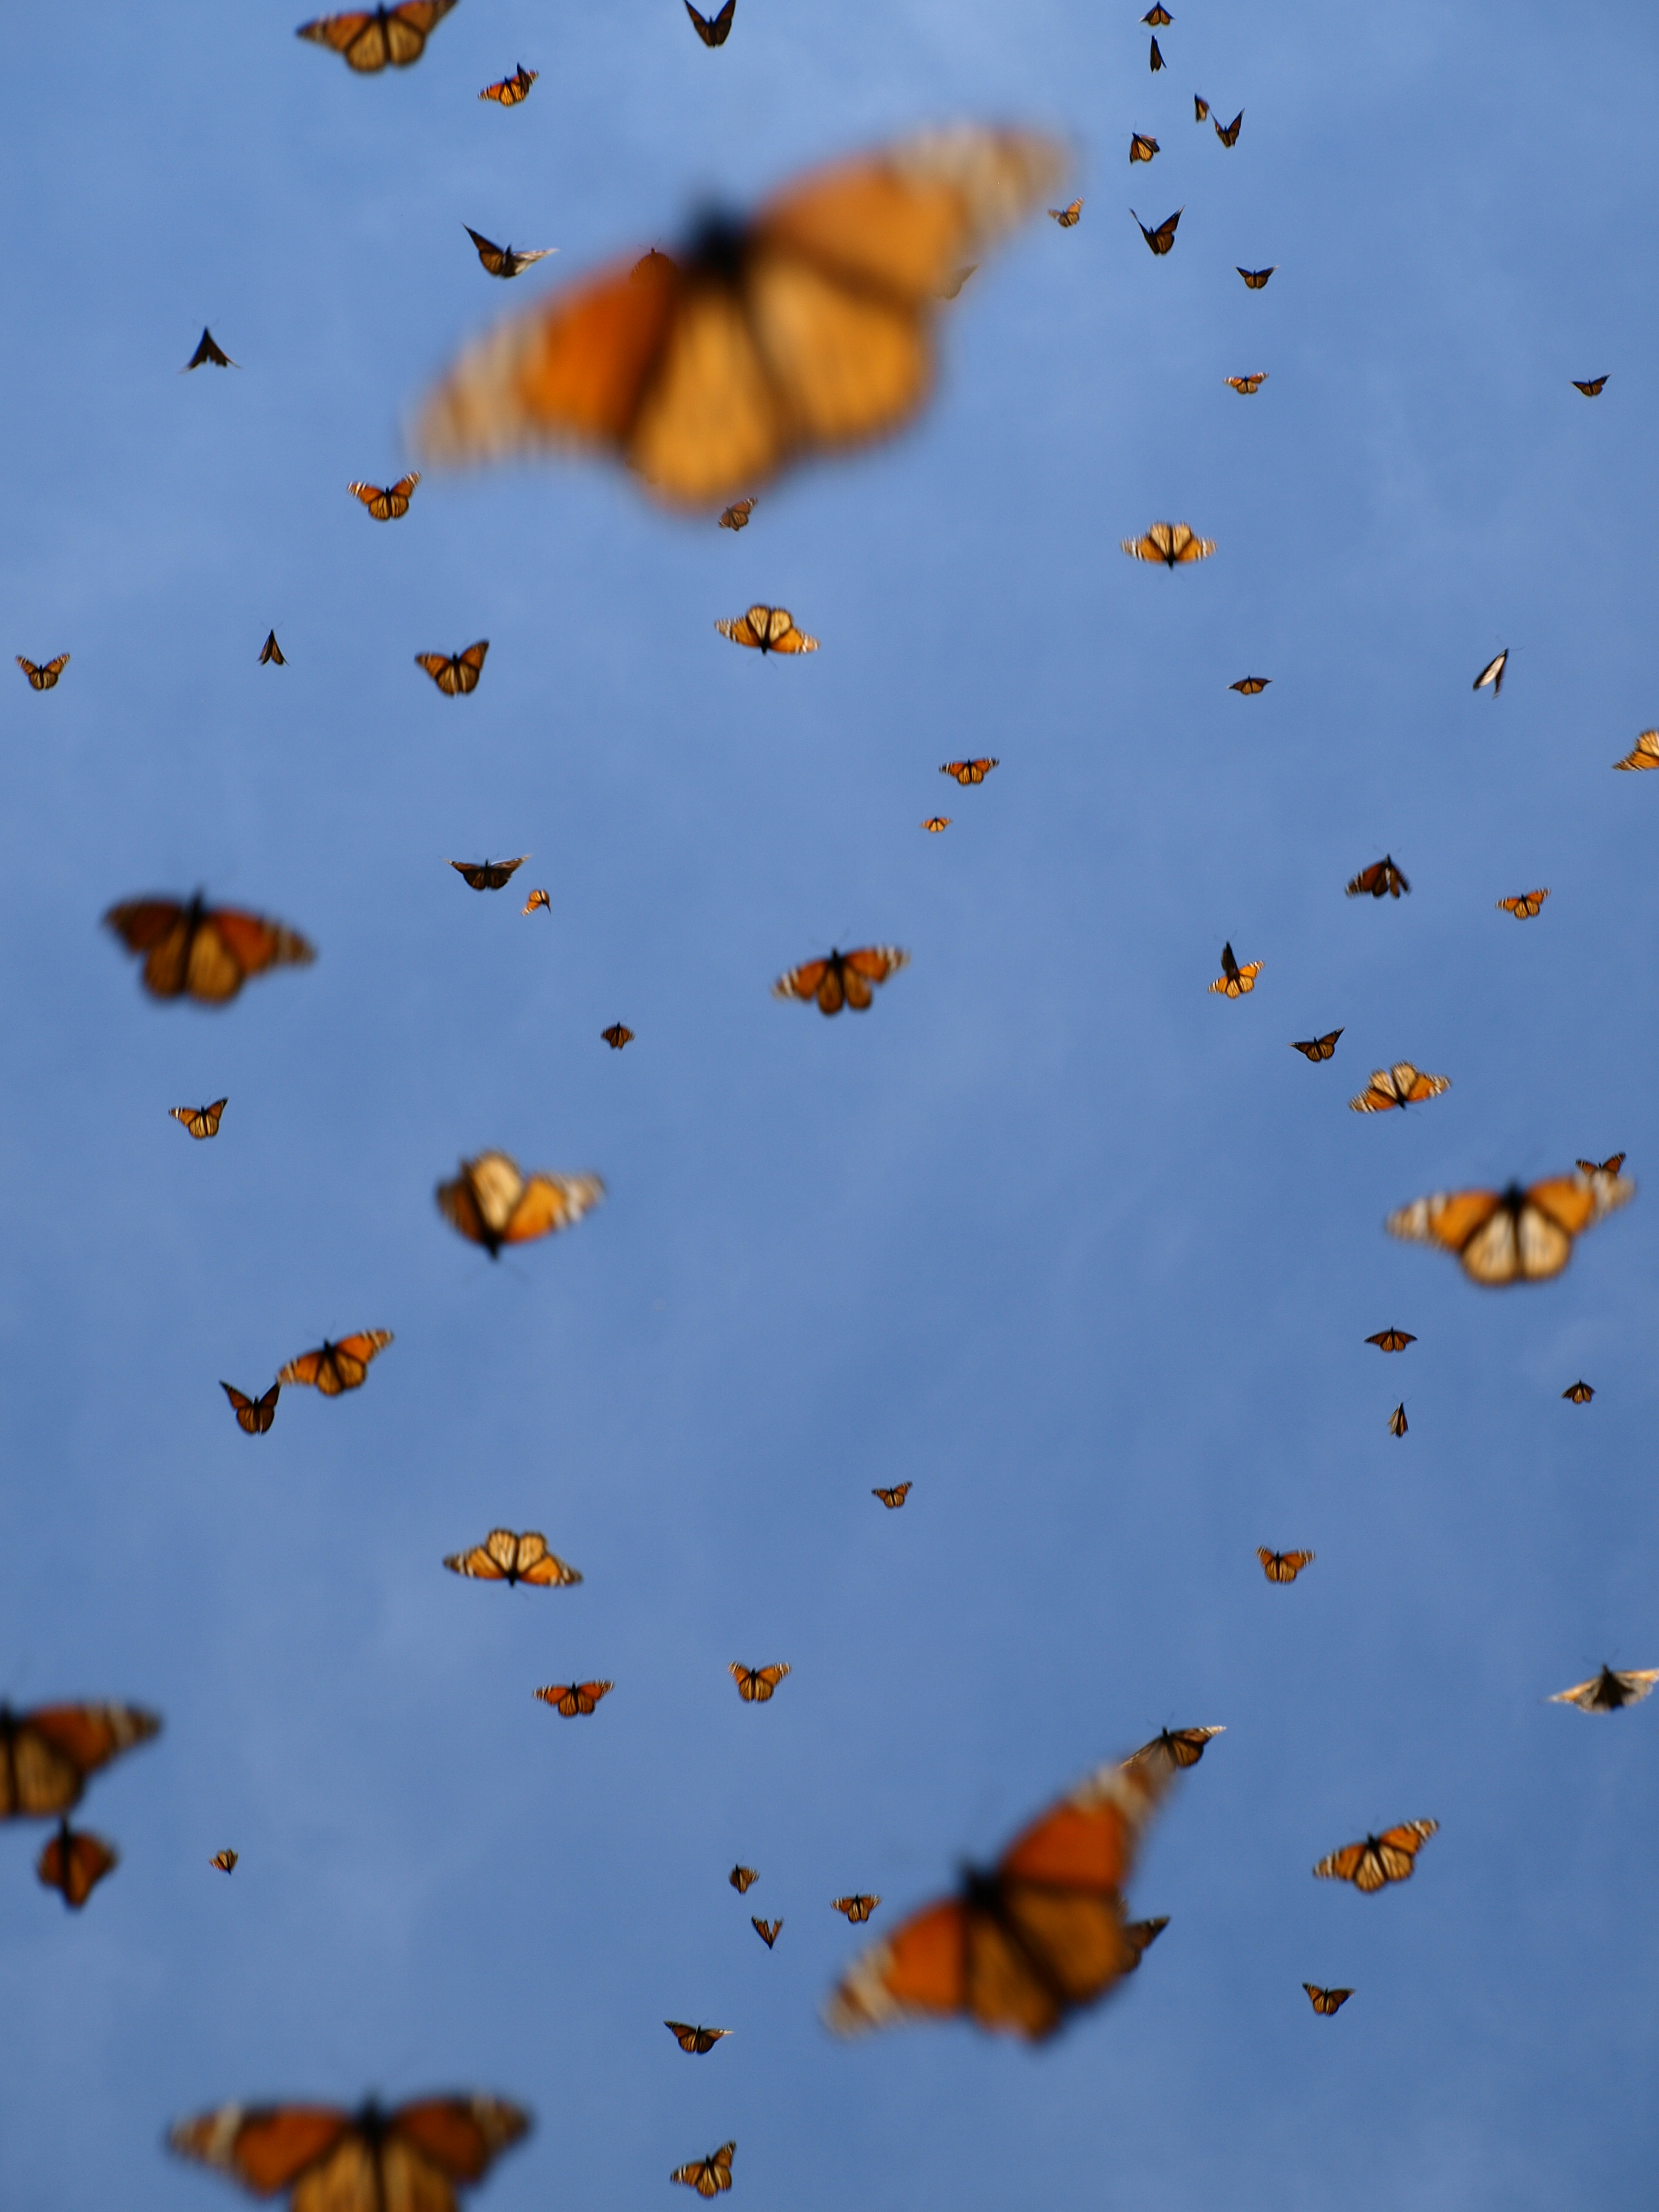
184,328,236,369
295,1,458,72
1289,1030,1342,1061
665,2022,729,2054
716,605,817,652
1209,942,1259,997
1388,1403,1408,1437
276,1332,393,1394
1613,729,1659,771
1346,855,1409,899
1214,110,1244,146
437,1152,605,1256
601,1022,635,1049
1258,1549,1313,1584
921,817,951,833
104,896,315,1004
480,64,536,103
523,888,550,914
1496,888,1549,917
221,1382,280,1435
1237,265,1275,288
1130,134,1159,164
1148,35,1165,70
833,1894,881,1922
1123,520,1212,565
719,497,756,530
729,1865,758,1893
37,1820,118,1909
774,945,909,1015
1231,675,1270,694
349,473,420,519
1194,96,1210,120
444,1530,580,1586
1561,1380,1594,1403
416,641,489,694
941,756,997,782
465,226,555,281
1473,648,1507,695
168,2092,529,2208
1049,200,1083,226
1576,1153,1626,1177
1224,372,1267,394
685,0,735,43
1315,1820,1436,1891
1387,1168,1635,1285
873,1483,912,1507
825,1746,1179,2041
752,1917,782,1946
449,856,526,891
1128,1726,1224,1774
1349,1063,1450,1114
534,1680,612,1715
172,1099,227,1139
937,264,977,298
671,2143,735,2197
1549,1665,1658,1712
417,126,1065,508
1366,1327,1415,1352
1303,1984,1352,2015
211,1848,238,1873
0,1701,161,1818
1131,206,1181,254
1142,5,1171,21
730,1662,789,1703
17,653,69,689
1572,376,1607,396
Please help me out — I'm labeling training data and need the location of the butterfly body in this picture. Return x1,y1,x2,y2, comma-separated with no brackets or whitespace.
719,497,756,530
940,756,997,783
1366,1327,1415,1352
1314,1820,1436,1891
211,1848,239,1872
601,1022,635,1049
729,1865,758,1893
833,1893,880,1922
1562,1380,1594,1403
1049,200,1083,227
416,641,489,694
716,605,817,652
773,945,908,1016
1129,135,1159,164
295,1,458,71
1230,674,1270,693
1389,1403,1408,1436
277,1332,392,1394
873,1483,912,1507
105,894,314,1005
1214,110,1244,146
921,816,951,833
1387,1169,1635,1285
444,1530,580,1586
221,1381,280,1435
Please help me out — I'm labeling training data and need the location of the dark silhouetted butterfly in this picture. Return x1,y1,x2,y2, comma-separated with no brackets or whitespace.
295,1,457,72
259,631,285,665
685,0,734,44
1572,377,1607,397
16,654,69,689
1289,1030,1342,1061
277,1332,392,1394
184,328,236,369
665,2022,728,2054
1131,206,1181,254
671,2143,734,2197
1366,1328,1415,1352
1123,520,1212,564
1130,134,1159,164
480,64,536,103
169,2091,529,2208
349,473,420,519
0,1701,161,1817
716,605,817,652
534,1680,612,1715
37,1820,118,1909
1346,856,1409,898
1258,1549,1313,1584
445,1530,580,1586
1214,110,1243,146
873,1483,912,1508
449,857,526,891
601,1022,634,1049
730,1662,789,1702
1237,266,1275,288
1209,942,1259,997
221,1382,280,1435
1550,1666,1657,1711
1148,35,1164,69
437,1153,605,1256
1315,1820,1436,1891
1496,888,1549,917
172,1099,227,1139
465,226,554,280
1230,675,1269,694
1473,648,1507,695
1349,1063,1449,1113
104,896,315,1004
416,642,489,694
1387,1168,1635,1285
1561,1380,1594,1403
774,946,908,1014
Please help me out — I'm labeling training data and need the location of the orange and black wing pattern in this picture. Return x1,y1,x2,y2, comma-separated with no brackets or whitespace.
1550,1665,1658,1711
295,0,458,71
221,1382,280,1435
716,605,817,652
480,64,537,103
719,497,756,530
1129,135,1159,164
1130,207,1181,255
1387,1168,1636,1285
685,0,735,44
276,1331,393,1394
1313,1819,1437,1892
18,653,70,689
449,857,527,891
1388,1403,1408,1436
1289,1030,1342,1061
1346,856,1409,898
36,1820,118,1908
436,1152,605,1256
1349,1062,1450,1113
1123,520,1213,565
1257,1549,1313,1583
600,1022,634,1049
1237,266,1275,288
1208,942,1259,997
523,888,551,914
1224,374,1267,395
665,2022,729,2054
873,1483,912,1508
0,1701,162,1818
416,641,489,694
1230,674,1270,692
729,1661,790,1702
1576,1154,1626,1178
168,2094,530,2202
1366,1328,1415,1352
773,945,909,1015
1128,1726,1224,1775
349,473,420,519
752,1916,782,1946
1048,200,1084,227
171,1099,227,1139
1496,888,1549,917
1572,375,1607,396
833,1894,880,1922
671,2142,736,2196
1561,1379,1594,1403
1215,110,1244,146
259,631,286,665
1303,1983,1352,2014
729,1865,758,1893
443,1530,580,1586
104,896,315,1005
534,1680,612,1715
940,757,997,783
211,1848,239,1872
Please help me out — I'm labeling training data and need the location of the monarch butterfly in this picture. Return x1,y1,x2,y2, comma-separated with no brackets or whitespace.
437,1153,605,1256
295,1,458,72
685,0,734,43
937,264,977,299
921,817,951,833
1387,1168,1635,1285
534,1680,612,1715
172,1099,227,1139
104,896,315,1004
1613,730,1659,771
1473,648,1507,695
1496,888,1549,917
665,2022,728,2054
168,2094,530,2210
417,126,1065,508
0,1701,161,1818
1131,206,1181,255
1389,1403,1407,1436
1129,134,1159,164
416,641,489,694
1209,942,1259,996
1549,1665,1658,1711
873,1483,912,1507
1346,855,1410,899
833,1894,880,1922
1224,374,1267,394
719,497,756,531
221,1382,280,1435
601,1022,635,1049
1236,266,1275,288
1230,675,1270,694
1561,1380,1594,1403
729,1865,758,1893
716,605,817,652
825,1746,1178,2041
940,757,997,782
1258,1549,1313,1584
522,888,550,914
259,631,285,665
752,1917,782,1946
210,1848,239,1872
1194,96,1210,120
444,1531,580,1586
1366,1327,1415,1352
1314,1819,1436,1891
1141,5,1171,21
37,1820,118,1909
1127,1725,1224,1775
276,1332,393,1394
16,653,69,689
773,945,909,1015
449,857,526,891
1349,1064,1450,1114
349,473,420,520
671,2143,734,2197
1289,1030,1343,1061
1572,376,1607,396
1576,1153,1626,1178
183,327,236,369
1148,35,1164,69
480,63,536,103
1049,200,1083,226
1123,520,1213,565
730,1661,789,1702
465,227,555,281
1214,110,1244,146
1303,1984,1352,2015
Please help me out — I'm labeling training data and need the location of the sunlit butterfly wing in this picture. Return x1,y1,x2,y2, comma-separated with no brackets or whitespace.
773,946,908,1015
184,328,236,369
1349,1063,1450,1113
276,1331,393,1394
685,0,736,44
922,816,951,832
671,2143,735,2196
1215,110,1243,146
258,631,285,665
940,757,997,782
1127,1726,1224,1775
1614,730,1659,771
1224,373,1267,394
479,64,536,102
1303,1984,1352,2014
600,1022,634,1048
729,1865,759,1892
444,1530,579,1586
1550,1666,1658,1711
416,642,489,694
1387,1171,1635,1285
1388,1403,1407,1436
1129,135,1159,164
873,1483,912,1507
1561,1380,1594,1403
168,2093,529,2202
104,896,315,1004
729,1662,790,1701
436,1152,605,1256
714,604,817,651
0,1701,162,1818
1365,1328,1415,1351
1496,888,1549,917
37,1820,118,1908
1208,943,1259,996
1313,1819,1436,1891
17,654,70,689
523,888,551,914
1194,96,1210,120
1237,266,1275,287
1230,675,1270,692
466,227,555,280
833,1894,881,1921
1122,520,1213,564
752,1917,782,1946
211,1848,239,1872
665,2022,729,2053
221,1382,280,1435
534,1680,612,1715
295,0,458,71
172,1099,228,1139
1289,1030,1342,1061
719,497,756,529
349,473,420,519
1473,648,1507,695
1130,207,1181,254
1576,1153,1626,1177
1048,201,1083,226
1257,1549,1313,1583
1572,376,1607,396
1345,856,1409,898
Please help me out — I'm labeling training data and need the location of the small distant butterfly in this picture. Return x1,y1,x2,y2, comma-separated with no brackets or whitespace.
1194,96,1210,120
1289,1030,1343,1061
730,1662,789,1703
773,946,908,1016
1388,1403,1408,1437
1496,888,1549,918
921,817,951,833
1224,373,1267,394
449,857,526,891
445,1530,580,1586
1613,729,1659,771
752,1917,782,1947
258,631,285,665
221,1381,280,1435
719,497,756,531
1209,942,1259,997
1237,266,1275,289
416,641,489,694
601,1022,635,1049
1473,648,1507,695
1349,1063,1450,1113
1366,1328,1415,1352
1258,1549,1313,1584
665,2022,728,2055
1230,675,1270,694
1148,35,1165,70
172,1099,227,1140
277,1332,393,1394
523,888,551,914
437,1152,604,1256
1304,1984,1352,2015
1315,1820,1436,1891
671,2143,735,2197
534,1680,612,1715
1572,376,1607,397
1387,1168,1635,1285
210,1849,238,1873
729,1865,758,1893
1562,1380,1594,1403
1576,1153,1626,1177
833,1894,880,1922
295,1,457,70
940,757,998,783
1123,520,1213,565
1131,207,1182,255
183,327,236,369
466,226,555,280
1214,110,1243,146
104,896,315,1004
937,265,977,299
685,0,735,44
716,605,817,652
1130,134,1159,164
873,1484,912,1508
349,473,420,520
1346,855,1409,899
1128,1725,1225,1774
1048,201,1083,227
480,63,536,103
37,1820,118,1909
1550,1665,1658,1712
1142,4,1171,21
17,654,69,689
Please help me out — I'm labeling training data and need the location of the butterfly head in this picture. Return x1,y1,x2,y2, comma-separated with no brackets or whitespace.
682,208,748,283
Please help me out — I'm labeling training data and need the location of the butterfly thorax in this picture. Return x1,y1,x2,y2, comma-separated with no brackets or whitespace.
682,210,748,286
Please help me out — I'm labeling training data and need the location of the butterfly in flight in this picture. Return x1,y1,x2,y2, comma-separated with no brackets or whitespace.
1142,5,1171,21
1224,373,1267,395
465,226,555,281
1209,942,1259,997
1214,110,1244,146
444,1530,580,1586
295,1,458,71
719,497,756,531
716,605,817,652
16,653,69,689
1576,1153,1626,1177
104,896,315,1004
1561,1380,1594,1403
1572,376,1607,396
349,473,420,520
1123,520,1213,565
416,642,489,694
172,1099,227,1139
601,1022,635,1049
665,2022,729,2054
1049,200,1083,227
210,1848,239,1873
833,1894,881,1922
1387,1167,1635,1285
1289,1030,1343,1061
1549,1665,1658,1712
1349,1063,1450,1114
168,2092,529,2209
1346,855,1409,899
534,1680,612,1715
1388,1403,1408,1437
1315,1819,1436,1892
752,1917,782,1947
522,887,550,914
1129,134,1159,164
437,1153,605,1257
449,857,526,891
1366,1327,1415,1352
940,756,997,783
774,945,909,1015
937,265,977,298
1303,1984,1352,2016
417,127,1065,507
221,1382,280,1435
36,1820,118,1909
729,1865,758,1893
921,817,951,833
1236,266,1275,289
277,1332,393,1395
480,63,537,103
1194,95,1210,119
1230,675,1270,694
671,2143,735,2197
0,1701,161,1817
1496,888,1549,918
1128,1726,1224,1775
685,0,735,43
1131,207,1181,255
258,630,285,665
730,1662,789,1703
1613,729,1659,771
1148,35,1165,69
1258,1549,1313,1584
873,1483,912,1508
1473,648,1507,695
183,328,236,369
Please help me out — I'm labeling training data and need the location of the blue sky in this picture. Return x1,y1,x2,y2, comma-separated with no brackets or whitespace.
4,1,1659,2206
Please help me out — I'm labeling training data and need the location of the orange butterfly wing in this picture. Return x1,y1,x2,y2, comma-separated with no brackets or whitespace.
169,2106,356,2191
0,1702,161,1817
773,957,830,1005
503,1172,606,1246
37,1823,119,1908
729,1865,758,1892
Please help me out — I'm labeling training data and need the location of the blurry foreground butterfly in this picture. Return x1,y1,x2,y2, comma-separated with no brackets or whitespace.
825,1746,1178,2041
0,1701,161,1818
1314,1819,1436,1892
416,641,489,694
184,328,236,369
1549,1665,1658,1712
221,1382,280,1435
1386,1168,1635,1285
716,605,817,652
437,1152,605,1256
671,2143,735,2197
833,1894,880,1922
522,888,550,914
535,1680,612,1715
416,126,1065,507
1349,1063,1449,1114
774,945,908,1016
665,2022,728,2054
1613,730,1659,771
1346,855,1409,899
1148,35,1164,70
1572,376,1607,397
1142,5,1171,22
1130,134,1159,164
937,264,977,298
1473,648,1507,695
17,653,69,689
1123,520,1213,565
729,1865,758,1893
730,1662,789,1703
752,1917,782,1946
1131,207,1181,255
1128,1726,1224,1774
1236,266,1275,288
1209,942,1259,997
1496,888,1549,917
1290,1030,1342,1061
1194,96,1210,120
1230,675,1269,693
873,1483,912,1508
1576,1153,1625,1178
1258,1549,1313,1584
1388,1403,1407,1437
104,896,315,1005
685,0,734,43
922,817,951,833
449,857,526,891
480,64,536,103
444,1530,580,1586
172,1099,227,1139
719,497,756,530
601,1022,634,1049
1049,200,1083,226
1214,110,1244,146
1303,1984,1352,2015
1224,373,1267,394
1561,1380,1594,1403
211,1848,239,1873
349,473,420,519
1366,1327,1415,1352
941,756,997,783
37,1820,118,1909
276,1332,393,1394
295,1,458,72
259,631,285,665
167,2093,529,2209
466,227,555,281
